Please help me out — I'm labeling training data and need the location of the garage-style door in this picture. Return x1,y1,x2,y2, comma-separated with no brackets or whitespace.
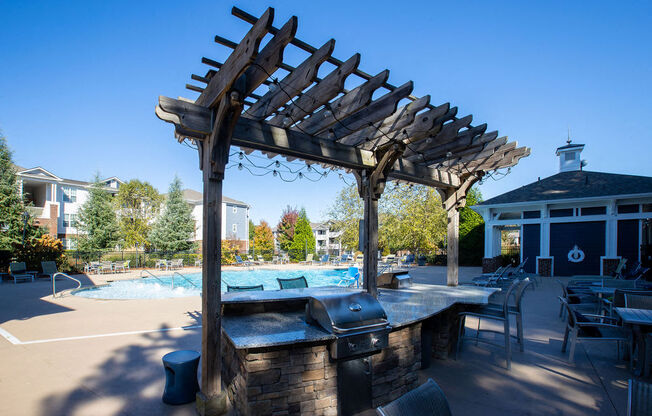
550,221,605,276
522,224,540,273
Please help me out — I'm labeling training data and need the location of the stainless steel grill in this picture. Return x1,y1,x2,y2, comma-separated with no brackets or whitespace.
306,292,391,360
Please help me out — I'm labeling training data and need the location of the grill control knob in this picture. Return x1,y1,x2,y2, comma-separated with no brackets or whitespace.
371,337,380,347
348,342,357,351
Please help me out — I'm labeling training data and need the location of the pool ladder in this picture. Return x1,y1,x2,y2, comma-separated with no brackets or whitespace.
139,269,198,290
51,272,82,298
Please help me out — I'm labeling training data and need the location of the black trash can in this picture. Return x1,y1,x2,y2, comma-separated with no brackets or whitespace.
162,350,200,405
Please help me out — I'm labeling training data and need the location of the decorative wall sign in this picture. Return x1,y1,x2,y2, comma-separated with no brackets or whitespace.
567,245,585,263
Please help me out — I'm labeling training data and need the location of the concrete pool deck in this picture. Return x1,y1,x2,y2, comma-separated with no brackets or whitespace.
0,266,633,415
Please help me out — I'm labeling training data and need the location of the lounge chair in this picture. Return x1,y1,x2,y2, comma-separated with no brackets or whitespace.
227,284,264,292
234,255,251,267
471,265,514,287
318,254,329,266
338,267,361,288
559,297,630,362
247,255,261,265
300,253,314,265
376,378,452,416
277,276,308,289
41,261,63,280
272,256,280,264
171,259,183,270
114,260,130,273
257,255,268,265
9,262,35,284
155,259,168,270
99,261,113,274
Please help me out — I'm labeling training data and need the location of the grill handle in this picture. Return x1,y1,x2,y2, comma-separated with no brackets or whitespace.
331,321,389,334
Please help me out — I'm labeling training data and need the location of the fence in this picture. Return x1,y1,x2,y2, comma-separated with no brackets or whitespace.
67,250,201,270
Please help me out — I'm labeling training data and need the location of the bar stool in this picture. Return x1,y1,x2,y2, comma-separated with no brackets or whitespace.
162,350,200,405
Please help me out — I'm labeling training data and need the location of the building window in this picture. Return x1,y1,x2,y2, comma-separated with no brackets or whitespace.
232,223,237,233
62,187,77,203
581,206,606,216
232,206,237,213
550,208,574,218
523,211,541,219
63,213,77,228
564,152,576,161
618,204,640,214
498,212,521,220
61,238,77,250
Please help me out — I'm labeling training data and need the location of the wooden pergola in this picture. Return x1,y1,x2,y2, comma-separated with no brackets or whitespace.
156,6,529,411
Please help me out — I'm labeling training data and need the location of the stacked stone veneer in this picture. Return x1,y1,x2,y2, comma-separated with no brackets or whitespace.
537,258,553,277
222,340,338,416
370,324,421,408
222,323,423,415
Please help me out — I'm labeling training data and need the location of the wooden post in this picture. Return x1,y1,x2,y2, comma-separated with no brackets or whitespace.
439,175,479,287
196,90,244,416
355,144,405,298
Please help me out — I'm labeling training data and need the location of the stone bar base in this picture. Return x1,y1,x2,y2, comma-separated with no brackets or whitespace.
222,324,424,415
196,391,228,416
482,256,502,274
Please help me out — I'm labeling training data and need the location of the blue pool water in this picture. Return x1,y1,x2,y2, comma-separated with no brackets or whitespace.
74,268,352,300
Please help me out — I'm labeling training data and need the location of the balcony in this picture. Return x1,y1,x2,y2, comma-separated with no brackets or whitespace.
26,206,45,218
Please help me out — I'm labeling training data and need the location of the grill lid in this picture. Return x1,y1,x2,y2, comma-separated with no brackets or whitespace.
307,292,389,334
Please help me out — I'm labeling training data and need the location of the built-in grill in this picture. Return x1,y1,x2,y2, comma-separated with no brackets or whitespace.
306,292,391,360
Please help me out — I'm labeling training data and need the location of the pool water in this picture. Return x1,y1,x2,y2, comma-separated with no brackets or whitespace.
74,268,353,300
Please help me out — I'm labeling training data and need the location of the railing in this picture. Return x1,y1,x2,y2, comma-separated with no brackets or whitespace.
173,272,199,289
51,272,82,298
140,269,168,286
26,206,45,218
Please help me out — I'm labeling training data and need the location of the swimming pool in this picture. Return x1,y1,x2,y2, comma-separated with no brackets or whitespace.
73,268,353,300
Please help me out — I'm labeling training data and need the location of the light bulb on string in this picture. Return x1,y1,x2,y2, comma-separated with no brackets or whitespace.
298,172,303,179
238,163,243,170
273,170,278,177
238,152,244,160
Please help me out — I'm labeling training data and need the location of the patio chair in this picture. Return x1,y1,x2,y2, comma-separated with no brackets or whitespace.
99,261,113,274
472,278,533,352
155,259,167,270
623,262,643,280
227,284,264,292
272,256,280,264
9,262,34,283
338,267,361,288
40,261,63,280
376,378,452,416
281,254,290,264
556,279,598,319
247,255,261,265
194,259,202,268
601,289,652,316
172,259,183,270
471,265,514,287
559,297,630,362
114,260,130,273
257,255,268,264
457,278,522,370
234,255,251,267
613,258,628,278
628,379,652,416
299,253,314,265
318,254,329,265
399,254,415,268
625,293,652,309
277,276,308,290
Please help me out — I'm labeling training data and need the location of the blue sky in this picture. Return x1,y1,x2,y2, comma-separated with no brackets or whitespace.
1,1,651,225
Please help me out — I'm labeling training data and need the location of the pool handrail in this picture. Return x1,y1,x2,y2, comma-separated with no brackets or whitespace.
173,272,199,289
51,272,82,298
140,269,169,287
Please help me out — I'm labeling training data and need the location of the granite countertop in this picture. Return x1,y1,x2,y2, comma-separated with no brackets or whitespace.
222,284,497,349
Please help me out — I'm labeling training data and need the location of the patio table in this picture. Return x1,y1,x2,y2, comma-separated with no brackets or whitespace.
616,308,652,376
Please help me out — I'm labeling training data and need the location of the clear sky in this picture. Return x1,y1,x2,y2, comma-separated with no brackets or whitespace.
2,1,651,225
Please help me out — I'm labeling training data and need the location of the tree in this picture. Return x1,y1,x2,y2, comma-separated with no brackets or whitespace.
276,205,299,253
289,216,316,261
326,185,363,252
248,219,255,244
0,134,39,250
115,179,162,249
76,174,120,253
253,220,274,260
459,186,485,266
149,176,195,252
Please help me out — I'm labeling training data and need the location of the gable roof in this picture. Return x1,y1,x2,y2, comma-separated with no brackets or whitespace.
176,189,249,207
16,166,63,181
480,170,652,206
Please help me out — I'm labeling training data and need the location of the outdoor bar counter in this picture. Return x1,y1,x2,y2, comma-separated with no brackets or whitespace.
219,284,497,415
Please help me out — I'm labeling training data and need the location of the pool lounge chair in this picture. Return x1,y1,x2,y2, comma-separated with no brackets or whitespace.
277,276,308,289
9,262,35,283
247,255,261,265
41,261,63,280
300,253,314,265
338,267,361,288
318,254,329,266
234,255,252,267
227,284,264,292
257,255,268,265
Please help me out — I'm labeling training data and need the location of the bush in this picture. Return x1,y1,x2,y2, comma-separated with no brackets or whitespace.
15,234,65,271
426,254,447,266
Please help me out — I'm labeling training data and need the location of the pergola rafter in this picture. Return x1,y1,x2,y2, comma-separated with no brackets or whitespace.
154,6,529,412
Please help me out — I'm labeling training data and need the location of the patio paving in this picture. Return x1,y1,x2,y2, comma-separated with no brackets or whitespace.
0,266,633,415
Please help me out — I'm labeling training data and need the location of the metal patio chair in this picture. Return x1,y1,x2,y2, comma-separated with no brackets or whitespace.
625,293,652,310
376,378,452,416
227,284,264,292
277,276,308,290
559,297,630,362
556,279,599,319
457,278,521,370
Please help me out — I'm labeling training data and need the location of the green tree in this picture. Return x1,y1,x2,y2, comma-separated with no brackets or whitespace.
149,176,195,251
327,185,363,252
289,216,316,261
459,186,484,266
115,179,162,249
0,134,41,250
276,205,299,253
248,219,255,244
76,175,120,252
253,220,274,260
